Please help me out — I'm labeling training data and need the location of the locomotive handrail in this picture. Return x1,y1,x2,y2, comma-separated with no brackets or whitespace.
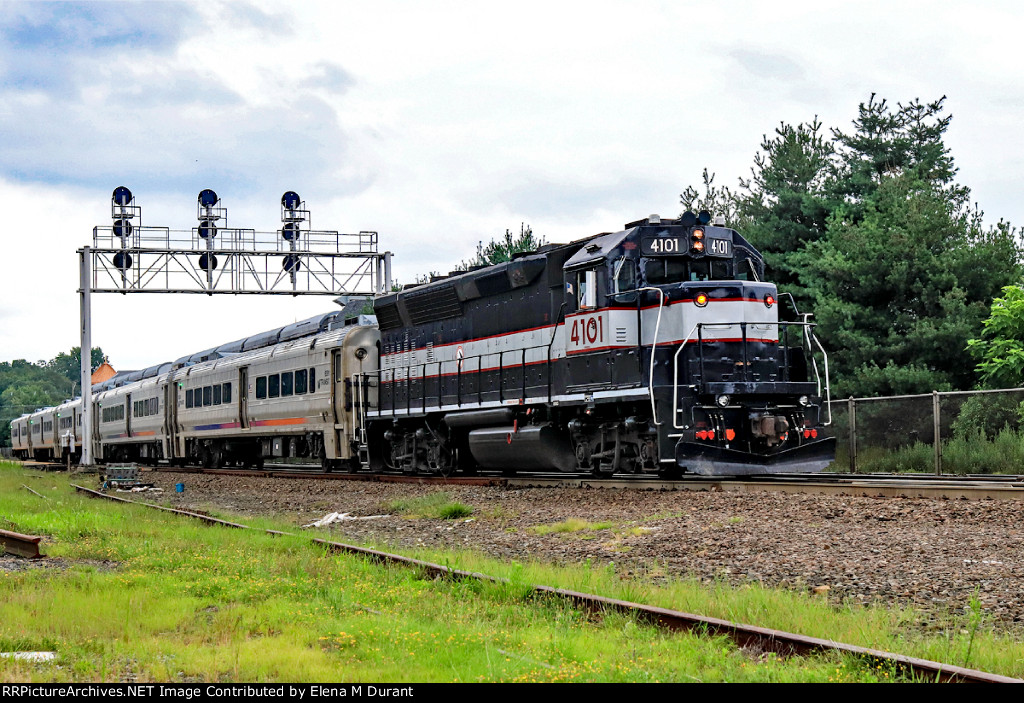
671,321,831,431
637,287,667,426
371,340,556,417
808,328,833,426
672,323,702,430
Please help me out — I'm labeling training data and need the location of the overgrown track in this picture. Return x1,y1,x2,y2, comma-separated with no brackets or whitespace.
71,483,1023,683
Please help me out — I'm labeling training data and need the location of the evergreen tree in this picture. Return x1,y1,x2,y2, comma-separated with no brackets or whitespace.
801,96,1019,396
683,121,835,312
681,95,1021,397
459,224,543,270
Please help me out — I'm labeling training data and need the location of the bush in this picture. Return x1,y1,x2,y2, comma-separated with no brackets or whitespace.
950,394,1024,441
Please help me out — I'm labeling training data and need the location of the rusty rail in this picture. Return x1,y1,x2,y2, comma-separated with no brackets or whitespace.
21,484,48,500
0,528,44,559
71,483,1021,683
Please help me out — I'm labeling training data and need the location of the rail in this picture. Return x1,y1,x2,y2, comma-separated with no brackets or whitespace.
672,321,832,430
0,528,44,559
71,483,1020,683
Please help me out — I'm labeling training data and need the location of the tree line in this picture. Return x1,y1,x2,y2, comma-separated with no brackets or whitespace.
0,347,104,447
681,94,1021,398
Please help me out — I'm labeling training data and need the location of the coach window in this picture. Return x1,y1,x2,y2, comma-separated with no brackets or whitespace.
281,371,293,397
309,367,316,393
222,383,231,404
269,374,280,398
203,386,212,407
185,390,194,408
256,377,267,399
295,369,308,394
213,384,222,405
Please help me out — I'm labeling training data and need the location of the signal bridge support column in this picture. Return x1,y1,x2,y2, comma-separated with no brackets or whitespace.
80,246,93,465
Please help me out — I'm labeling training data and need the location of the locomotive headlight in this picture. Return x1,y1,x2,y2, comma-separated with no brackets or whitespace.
692,228,704,240
798,395,810,406
695,292,708,307
716,394,730,408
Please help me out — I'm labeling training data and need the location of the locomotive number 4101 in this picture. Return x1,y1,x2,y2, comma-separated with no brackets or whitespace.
567,312,606,353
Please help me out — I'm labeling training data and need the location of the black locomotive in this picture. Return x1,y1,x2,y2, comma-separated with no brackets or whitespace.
361,211,835,476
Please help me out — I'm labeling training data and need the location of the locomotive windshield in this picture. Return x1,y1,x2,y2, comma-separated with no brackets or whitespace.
642,258,733,285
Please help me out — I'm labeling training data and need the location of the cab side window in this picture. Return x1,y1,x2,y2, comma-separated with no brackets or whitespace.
613,256,637,302
576,269,598,309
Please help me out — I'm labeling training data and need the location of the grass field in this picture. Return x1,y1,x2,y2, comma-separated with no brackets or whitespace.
0,463,1020,682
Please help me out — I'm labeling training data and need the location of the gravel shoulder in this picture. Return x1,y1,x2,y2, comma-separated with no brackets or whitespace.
132,471,1024,630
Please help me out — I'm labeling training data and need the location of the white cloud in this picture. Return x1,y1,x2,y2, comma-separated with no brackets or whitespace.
1,0,1023,370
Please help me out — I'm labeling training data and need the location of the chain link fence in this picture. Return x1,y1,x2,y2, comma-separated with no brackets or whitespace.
827,388,1024,474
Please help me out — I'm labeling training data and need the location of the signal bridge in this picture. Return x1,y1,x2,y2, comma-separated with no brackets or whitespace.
78,187,392,464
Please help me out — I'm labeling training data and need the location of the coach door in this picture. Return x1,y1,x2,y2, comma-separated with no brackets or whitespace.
239,367,250,429
125,393,133,438
162,384,173,460
332,350,346,428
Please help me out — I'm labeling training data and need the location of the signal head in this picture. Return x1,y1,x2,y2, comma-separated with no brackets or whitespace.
281,191,301,210
198,189,218,208
113,252,133,270
112,186,133,206
113,219,133,238
198,218,217,239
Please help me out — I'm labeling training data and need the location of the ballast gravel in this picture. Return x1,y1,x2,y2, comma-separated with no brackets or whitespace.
144,471,1024,630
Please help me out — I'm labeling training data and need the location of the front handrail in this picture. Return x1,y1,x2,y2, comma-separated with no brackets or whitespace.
671,321,832,430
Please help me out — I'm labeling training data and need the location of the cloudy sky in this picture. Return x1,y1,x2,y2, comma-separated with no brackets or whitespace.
1,0,1022,370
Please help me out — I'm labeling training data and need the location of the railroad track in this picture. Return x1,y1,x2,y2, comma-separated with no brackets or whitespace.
13,459,1024,500
154,465,1024,500
70,482,1020,683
